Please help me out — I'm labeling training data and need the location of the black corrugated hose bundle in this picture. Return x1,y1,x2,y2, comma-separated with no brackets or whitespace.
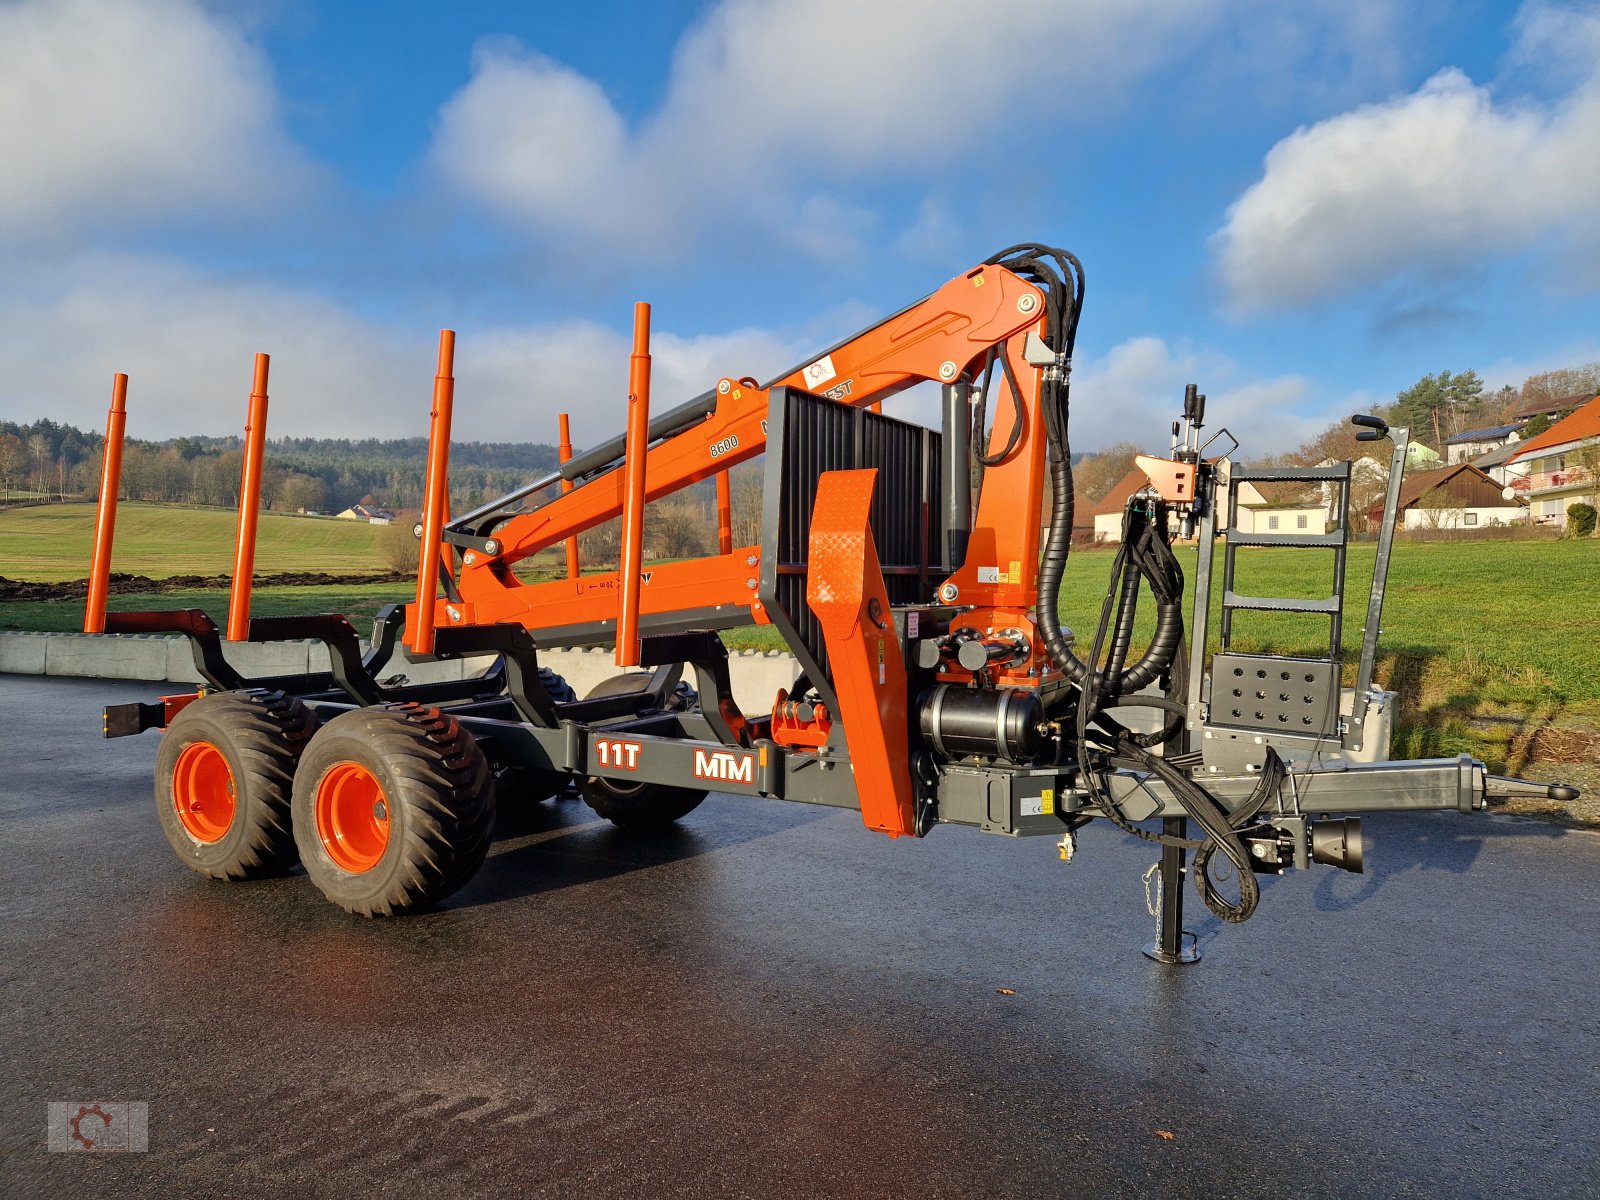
979,243,1279,921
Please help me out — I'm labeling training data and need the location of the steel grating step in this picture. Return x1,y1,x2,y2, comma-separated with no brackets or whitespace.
1231,464,1351,482
1224,530,1347,548
1223,591,1342,613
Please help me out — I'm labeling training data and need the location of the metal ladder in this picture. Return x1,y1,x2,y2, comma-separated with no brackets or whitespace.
1220,462,1351,657
1208,463,1352,742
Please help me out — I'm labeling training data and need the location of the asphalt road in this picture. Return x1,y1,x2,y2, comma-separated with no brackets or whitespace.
2,675,1597,1199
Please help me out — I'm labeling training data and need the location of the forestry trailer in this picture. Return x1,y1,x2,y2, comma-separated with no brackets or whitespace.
82,243,1577,962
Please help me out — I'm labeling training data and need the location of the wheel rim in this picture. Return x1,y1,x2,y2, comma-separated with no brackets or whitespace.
172,740,237,843
315,762,391,873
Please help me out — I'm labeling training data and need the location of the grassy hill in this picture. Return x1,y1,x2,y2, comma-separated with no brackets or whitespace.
0,502,392,581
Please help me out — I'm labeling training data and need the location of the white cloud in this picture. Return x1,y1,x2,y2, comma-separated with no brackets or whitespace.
0,246,1331,463
867,334,1332,458
1070,336,1327,456
1215,5,1600,310
429,0,1208,256
1478,339,1600,395
0,0,315,241
462,323,803,449
0,253,804,446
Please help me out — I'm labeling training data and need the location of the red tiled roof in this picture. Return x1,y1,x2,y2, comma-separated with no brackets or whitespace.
1507,394,1600,463
1089,468,1150,517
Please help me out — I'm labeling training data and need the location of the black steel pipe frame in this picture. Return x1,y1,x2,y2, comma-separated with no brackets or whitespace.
1105,754,1490,819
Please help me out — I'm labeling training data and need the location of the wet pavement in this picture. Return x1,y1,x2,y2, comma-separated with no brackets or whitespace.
2,675,1597,1198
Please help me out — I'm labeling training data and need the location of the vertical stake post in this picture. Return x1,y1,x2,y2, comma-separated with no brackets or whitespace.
83,373,129,634
558,412,580,579
410,331,456,656
227,354,270,642
615,302,651,667
716,468,733,555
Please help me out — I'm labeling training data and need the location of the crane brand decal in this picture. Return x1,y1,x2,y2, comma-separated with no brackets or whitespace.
692,748,755,784
821,379,853,401
593,737,641,771
802,354,837,389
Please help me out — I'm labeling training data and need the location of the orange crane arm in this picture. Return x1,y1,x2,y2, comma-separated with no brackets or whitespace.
412,260,1054,647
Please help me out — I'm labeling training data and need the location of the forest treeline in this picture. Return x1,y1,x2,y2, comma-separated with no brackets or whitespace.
0,418,560,513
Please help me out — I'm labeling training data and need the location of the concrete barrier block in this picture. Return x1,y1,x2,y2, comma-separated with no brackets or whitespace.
0,633,49,675
45,634,169,681
536,646,801,711
239,640,317,681
379,653,499,686
161,637,316,685
729,650,801,713
163,637,204,685
540,647,621,698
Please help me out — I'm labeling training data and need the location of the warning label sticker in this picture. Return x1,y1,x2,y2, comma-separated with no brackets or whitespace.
1020,790,1055,818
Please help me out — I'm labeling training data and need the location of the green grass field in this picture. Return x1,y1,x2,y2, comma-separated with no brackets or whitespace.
0,583,415,638
0,502,391,580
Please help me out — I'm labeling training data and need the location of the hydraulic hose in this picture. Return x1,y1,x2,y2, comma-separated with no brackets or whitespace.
1103,558,1143,688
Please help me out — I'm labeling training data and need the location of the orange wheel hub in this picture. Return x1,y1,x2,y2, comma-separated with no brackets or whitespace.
172,740,237,843
315,762,391,873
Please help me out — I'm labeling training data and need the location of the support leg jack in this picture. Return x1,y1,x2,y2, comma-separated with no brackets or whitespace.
1143,816,1200,965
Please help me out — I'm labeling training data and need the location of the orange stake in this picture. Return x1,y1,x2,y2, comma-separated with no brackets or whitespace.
83,373,129,634
716,468,732,555
615,302,651,667
558,413,580,579
227,354,271,642
410,331,456,656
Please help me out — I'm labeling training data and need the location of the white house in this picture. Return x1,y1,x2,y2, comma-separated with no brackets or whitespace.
1365,464,1526,530
336,503,396,524
1232,480,1328,536
1443,422,1523,465
1467,441,1531,491
1089,469,1150,543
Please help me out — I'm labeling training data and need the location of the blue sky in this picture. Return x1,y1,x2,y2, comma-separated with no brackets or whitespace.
2,0,1597,457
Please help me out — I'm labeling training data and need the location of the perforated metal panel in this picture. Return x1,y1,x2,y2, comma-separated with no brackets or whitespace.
1209,652,1339,738
759,386,941,709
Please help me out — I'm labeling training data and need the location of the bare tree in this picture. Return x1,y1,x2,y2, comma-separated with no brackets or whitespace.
579,518,621,569
1073,441,1146,502
0,433,23,493
1415,487,1465,530
378,520,420,572
647,496,712,560
280,473,327,514
1571,442,1600,489
1519,363,1600,410
27,433,50,493
729,460,763,547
